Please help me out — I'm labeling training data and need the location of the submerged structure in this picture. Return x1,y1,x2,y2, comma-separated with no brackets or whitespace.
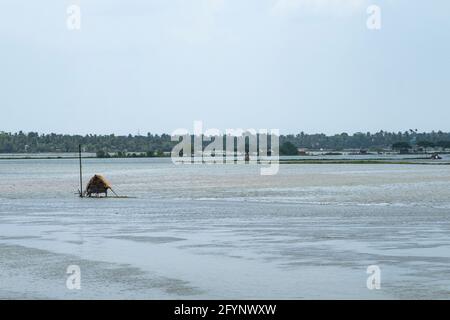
85,174,112,197
77,145,122,198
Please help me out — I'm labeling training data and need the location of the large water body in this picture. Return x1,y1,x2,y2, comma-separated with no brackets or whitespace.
0,158,449,299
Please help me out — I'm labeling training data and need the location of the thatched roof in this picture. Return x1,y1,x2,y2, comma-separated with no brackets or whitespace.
86,174,111,190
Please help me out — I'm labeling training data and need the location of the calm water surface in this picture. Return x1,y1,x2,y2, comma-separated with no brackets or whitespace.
0,158,449,299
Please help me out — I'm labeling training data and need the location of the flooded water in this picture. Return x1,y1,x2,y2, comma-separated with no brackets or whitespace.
1,158,450,299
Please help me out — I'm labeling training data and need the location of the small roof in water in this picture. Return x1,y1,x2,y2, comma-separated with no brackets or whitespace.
87,174,111,189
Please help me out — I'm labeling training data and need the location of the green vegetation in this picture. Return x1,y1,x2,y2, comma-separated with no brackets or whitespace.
280,142,298,156
0,131,174,155
392,141,412,152
1,130,450,156
417,140,435,149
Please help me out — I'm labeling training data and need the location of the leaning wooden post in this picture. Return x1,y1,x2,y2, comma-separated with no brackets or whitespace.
79,144,83,198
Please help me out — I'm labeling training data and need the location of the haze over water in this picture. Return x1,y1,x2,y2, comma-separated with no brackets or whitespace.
1,158,450,299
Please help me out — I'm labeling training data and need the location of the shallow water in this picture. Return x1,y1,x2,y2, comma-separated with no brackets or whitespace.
0,158,450,299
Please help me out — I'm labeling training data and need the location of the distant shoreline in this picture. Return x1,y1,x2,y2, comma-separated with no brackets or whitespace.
1,154,449,165
0,155,169,160
279,159,450,165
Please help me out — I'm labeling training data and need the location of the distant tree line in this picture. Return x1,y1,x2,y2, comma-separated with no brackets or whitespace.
1,130,450,156
0,131,174,155
279,130,450,151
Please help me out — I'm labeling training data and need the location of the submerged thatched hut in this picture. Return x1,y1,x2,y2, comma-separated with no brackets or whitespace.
85,174,111,197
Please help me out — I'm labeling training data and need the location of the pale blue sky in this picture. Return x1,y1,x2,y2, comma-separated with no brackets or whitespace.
1,0,449,135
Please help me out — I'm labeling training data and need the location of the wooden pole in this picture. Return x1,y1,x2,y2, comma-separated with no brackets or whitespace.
110,188,119,197
79,144,83,197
